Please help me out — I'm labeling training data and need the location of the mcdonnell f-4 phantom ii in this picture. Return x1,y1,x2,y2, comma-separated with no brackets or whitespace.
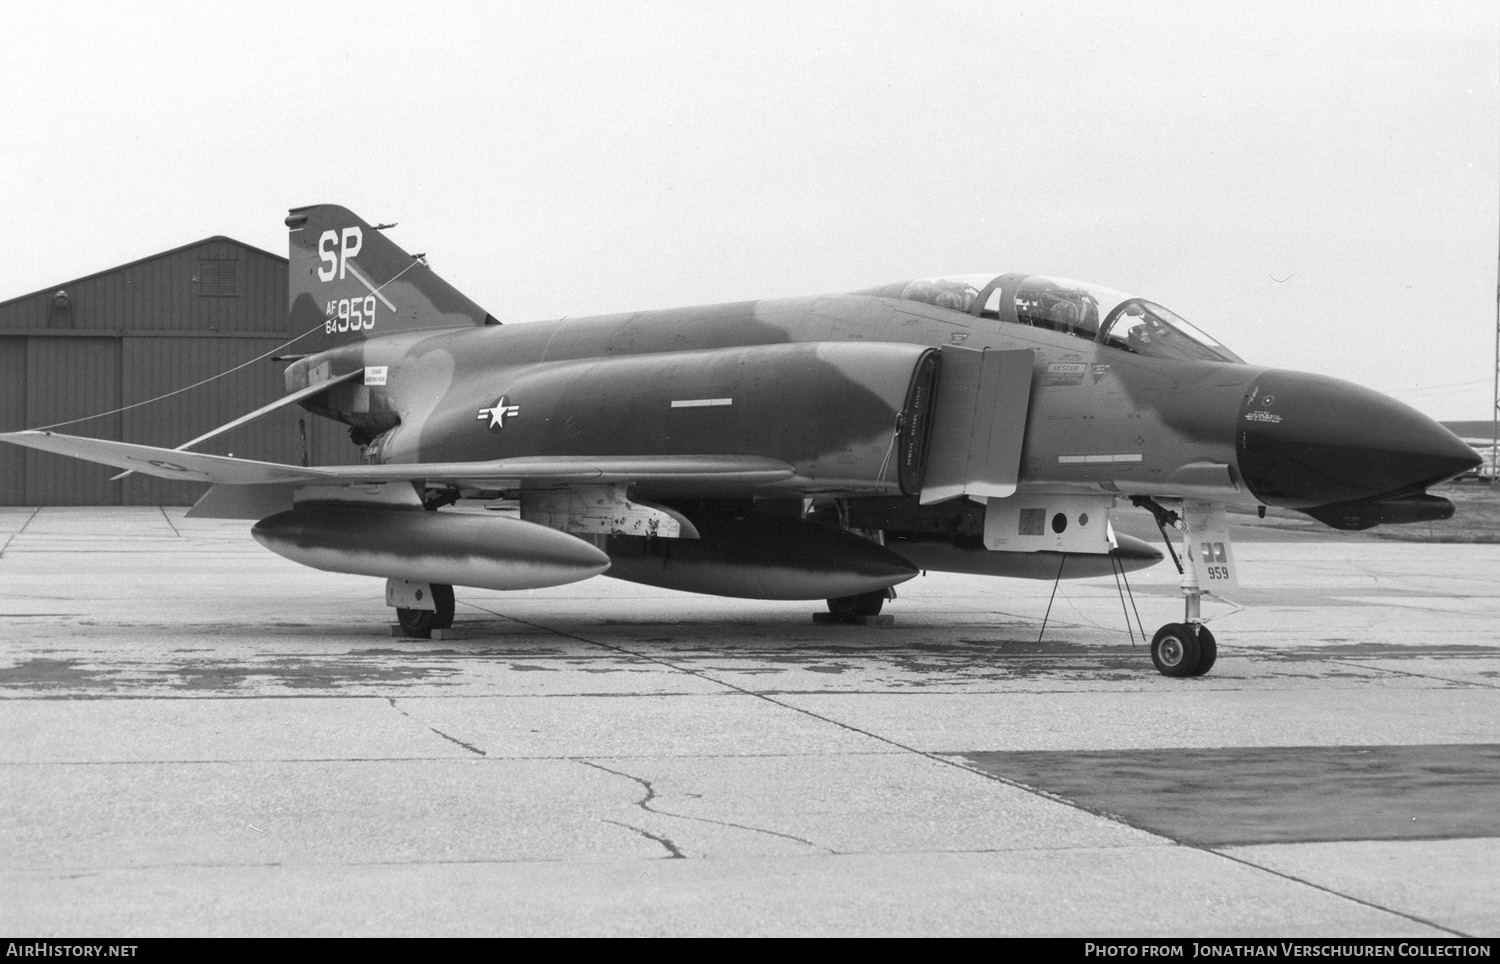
2,204,1480,676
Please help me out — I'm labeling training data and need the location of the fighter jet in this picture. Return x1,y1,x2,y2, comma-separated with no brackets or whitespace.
2,204,1478,676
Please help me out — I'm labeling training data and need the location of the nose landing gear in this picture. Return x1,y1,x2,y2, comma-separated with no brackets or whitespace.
1136,498,1235,678
1150,622,1217,677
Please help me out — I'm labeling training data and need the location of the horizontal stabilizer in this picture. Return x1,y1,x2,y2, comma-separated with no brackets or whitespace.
109,370,363,481
0,430,797,488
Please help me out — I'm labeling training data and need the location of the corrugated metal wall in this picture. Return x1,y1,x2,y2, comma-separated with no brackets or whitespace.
23,337,122,504
0,237,356,506
0,338,31,504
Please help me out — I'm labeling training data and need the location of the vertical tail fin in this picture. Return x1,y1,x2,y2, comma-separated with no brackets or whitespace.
285,204,494,354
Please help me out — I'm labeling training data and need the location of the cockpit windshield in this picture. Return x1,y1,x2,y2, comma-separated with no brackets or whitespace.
890,272,1241,363
1098,298,1240,362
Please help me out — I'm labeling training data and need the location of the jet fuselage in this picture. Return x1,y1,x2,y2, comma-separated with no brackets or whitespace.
292,289,1470,515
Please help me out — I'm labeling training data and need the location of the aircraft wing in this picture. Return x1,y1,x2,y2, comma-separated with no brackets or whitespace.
0,431,797,488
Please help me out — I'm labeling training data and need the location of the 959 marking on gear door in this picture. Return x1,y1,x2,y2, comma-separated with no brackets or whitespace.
1200,539,1233,583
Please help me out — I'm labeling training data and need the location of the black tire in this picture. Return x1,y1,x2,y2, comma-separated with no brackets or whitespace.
1151,622,1202,677
397,607,436,639
1188,625,1217,677
826,590,886,622
431,584,455,630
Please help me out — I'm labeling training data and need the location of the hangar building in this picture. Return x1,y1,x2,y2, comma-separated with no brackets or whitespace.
1,237,352,506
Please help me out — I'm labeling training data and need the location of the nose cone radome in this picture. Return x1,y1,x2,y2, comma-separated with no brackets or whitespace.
1235,371,1479,508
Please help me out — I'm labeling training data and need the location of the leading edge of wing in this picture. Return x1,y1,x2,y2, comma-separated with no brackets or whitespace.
0,431,797,487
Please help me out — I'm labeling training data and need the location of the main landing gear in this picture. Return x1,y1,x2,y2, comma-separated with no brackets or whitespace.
388,579,455,639
824,589,887,622
808,498,899,625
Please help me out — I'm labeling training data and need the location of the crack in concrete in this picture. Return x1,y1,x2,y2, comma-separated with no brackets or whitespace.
578,759,833,855
385,697,486,756
1327,658,1499,690
600,818,685,859
1203,847,1473,938
477,602,1478,933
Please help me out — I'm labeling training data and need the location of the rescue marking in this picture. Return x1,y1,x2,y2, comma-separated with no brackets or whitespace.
364,366,388,386
1044,361,1089,386
670,398,733,408
478,395,521,431
1058,454,1143,464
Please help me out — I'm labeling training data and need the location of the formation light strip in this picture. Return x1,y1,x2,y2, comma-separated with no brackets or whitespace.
670,398,734,408
1058,453,1143,464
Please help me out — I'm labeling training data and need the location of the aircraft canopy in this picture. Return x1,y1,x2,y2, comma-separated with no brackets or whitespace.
878,273,1242,363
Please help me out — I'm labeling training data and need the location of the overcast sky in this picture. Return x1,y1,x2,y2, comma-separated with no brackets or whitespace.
4,1,1496,419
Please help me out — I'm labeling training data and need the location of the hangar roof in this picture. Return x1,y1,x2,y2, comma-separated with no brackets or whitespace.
0,236,284,308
